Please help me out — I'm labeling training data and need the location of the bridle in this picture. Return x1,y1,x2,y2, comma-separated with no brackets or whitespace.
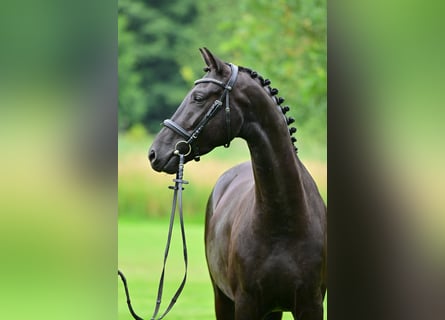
163,63,239,161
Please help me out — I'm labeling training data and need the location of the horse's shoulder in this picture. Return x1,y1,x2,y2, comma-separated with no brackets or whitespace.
209,161,253,206
215,161,252,187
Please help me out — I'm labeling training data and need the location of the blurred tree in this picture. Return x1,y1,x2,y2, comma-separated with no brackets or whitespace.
118,0,197,132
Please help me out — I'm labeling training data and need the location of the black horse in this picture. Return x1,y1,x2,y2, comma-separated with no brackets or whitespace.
149,48,326,320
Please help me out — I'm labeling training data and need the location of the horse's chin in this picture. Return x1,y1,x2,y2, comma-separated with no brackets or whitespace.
150,148,197,174
151,155,179,175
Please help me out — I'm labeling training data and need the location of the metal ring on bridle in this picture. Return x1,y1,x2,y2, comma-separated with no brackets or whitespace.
174,140,192,156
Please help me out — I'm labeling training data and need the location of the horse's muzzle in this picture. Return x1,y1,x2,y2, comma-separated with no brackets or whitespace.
148,147,179,174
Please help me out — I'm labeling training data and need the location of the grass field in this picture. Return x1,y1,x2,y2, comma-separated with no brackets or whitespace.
118,133,327,319
118,220,327,320
118,219,215,319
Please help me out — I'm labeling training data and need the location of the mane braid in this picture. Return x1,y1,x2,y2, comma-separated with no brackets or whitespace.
238,65,299,153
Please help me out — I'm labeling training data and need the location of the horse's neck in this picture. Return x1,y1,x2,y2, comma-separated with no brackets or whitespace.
247,135,307,214
242,99,308,233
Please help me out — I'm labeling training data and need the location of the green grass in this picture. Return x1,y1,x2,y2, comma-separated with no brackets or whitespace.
118,219,214,319
118,219,327,319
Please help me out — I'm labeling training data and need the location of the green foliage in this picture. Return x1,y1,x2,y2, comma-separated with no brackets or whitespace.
119,0,326,147
118,0,197,131
118,13,147,131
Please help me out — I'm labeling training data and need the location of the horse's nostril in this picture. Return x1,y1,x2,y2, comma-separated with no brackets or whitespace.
149,149,156,162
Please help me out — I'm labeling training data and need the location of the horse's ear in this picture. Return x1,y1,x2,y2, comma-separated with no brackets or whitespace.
199,47,225,74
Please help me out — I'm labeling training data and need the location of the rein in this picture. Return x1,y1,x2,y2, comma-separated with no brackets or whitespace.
118,147,189,320
163,63,239,161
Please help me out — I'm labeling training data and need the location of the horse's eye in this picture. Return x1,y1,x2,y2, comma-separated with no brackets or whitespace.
193,94,205,103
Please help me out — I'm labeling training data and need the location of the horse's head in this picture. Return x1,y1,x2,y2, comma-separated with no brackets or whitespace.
149,48,247,174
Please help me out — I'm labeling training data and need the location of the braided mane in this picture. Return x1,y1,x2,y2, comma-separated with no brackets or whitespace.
238,66,299,153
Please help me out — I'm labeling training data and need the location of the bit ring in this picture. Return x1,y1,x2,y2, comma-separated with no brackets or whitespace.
174,140,192,156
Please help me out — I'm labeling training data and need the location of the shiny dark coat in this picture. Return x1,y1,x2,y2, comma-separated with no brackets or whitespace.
149,48,326,320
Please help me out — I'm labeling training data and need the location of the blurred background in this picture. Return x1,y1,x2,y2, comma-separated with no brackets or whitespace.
117,1,326,319
2,0,444,319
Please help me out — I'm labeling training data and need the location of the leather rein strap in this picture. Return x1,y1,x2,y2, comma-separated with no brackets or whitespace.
163,63,239,161
118,152,189,320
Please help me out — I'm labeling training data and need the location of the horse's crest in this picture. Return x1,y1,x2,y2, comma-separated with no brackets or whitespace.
240,65,298,153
